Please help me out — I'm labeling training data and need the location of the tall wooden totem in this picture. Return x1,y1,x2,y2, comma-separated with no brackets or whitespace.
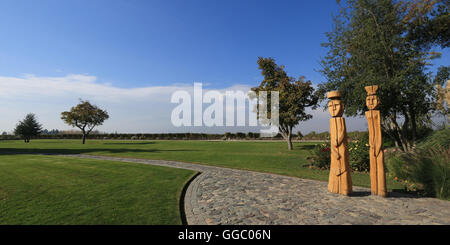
365,85,387,197
327,91,352,195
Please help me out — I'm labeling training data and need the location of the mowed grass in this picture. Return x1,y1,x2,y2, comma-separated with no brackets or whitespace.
0,139,403,190
0,154,196,225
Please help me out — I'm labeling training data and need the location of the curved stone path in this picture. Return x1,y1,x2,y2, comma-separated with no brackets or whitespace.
64,154,450,225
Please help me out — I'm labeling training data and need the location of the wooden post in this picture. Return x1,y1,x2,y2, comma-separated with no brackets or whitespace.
327,91,352,195
365,85,387,197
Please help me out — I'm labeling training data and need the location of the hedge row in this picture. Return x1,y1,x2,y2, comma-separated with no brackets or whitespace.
1,133,263,140
1,131,368,141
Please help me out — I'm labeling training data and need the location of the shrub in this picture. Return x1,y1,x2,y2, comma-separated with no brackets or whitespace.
306,134,370,172
381,130,396,148
303,131,330,140
304,131,316,140
347,131,365,141
236,132,246,139
224,132,233,140
306,142,331,169
348,134,370,172
297,131,303,140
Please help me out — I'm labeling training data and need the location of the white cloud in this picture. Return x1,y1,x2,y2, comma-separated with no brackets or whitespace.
0,74,192,103
0,74,368,134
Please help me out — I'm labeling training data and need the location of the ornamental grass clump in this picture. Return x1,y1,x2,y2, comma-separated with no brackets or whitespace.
387,147,450,200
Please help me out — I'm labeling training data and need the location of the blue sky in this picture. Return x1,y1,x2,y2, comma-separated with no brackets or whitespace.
0,0,448,134
0,0,345,87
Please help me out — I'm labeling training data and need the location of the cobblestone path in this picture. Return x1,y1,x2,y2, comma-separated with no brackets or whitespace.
65,154,450,225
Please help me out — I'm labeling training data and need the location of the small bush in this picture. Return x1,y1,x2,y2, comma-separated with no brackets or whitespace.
307,142,331,169
297,131,303,140
307,135,370,172
236,132,246,139
348,134,370,172
224,132,233,140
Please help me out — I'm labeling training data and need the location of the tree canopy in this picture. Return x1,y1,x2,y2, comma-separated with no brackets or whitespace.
14,113,43,143
61,100,109,144
252,57,318,150
318,0,448,152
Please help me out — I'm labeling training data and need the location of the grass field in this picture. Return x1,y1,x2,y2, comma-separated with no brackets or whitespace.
0,139,403,190
0,139,406,224
0,154,196,225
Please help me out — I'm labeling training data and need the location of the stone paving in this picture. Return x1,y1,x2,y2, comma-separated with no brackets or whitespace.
64,154,450,225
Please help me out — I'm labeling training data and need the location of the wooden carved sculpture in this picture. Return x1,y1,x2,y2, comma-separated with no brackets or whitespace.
327,91,352,195
365,85,387,197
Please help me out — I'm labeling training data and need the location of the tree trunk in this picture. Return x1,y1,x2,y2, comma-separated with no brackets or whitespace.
388,114,415,152
409,107,417,149
279,125,293,150
287,133,293,150
82,133,86,144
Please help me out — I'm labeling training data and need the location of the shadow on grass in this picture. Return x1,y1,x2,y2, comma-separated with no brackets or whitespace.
103,142,156,145
295,144,316,150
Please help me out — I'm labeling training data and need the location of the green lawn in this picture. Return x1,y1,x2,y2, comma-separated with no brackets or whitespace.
0,154,196,225
0,139,403,190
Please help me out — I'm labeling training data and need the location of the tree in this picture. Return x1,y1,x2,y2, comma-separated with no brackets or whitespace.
435,80,450,122
434,66,450,122
14,113,43,143
318,0,446,152
61,100,109,144
403,0,449,49
297,131,304,140
252,57,318,150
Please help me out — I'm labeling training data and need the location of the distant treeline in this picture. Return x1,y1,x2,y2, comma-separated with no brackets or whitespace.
0,131,369,141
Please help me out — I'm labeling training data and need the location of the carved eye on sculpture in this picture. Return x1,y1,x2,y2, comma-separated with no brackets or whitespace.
366,95,379,110
328,100,344,117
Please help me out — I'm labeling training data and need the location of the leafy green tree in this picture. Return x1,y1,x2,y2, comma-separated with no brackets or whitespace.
434,66,450,86
297,131,304,140
252,57,318,150
14,113,43,143
318,0,446,152
434,66,449,122
61,100,109,144
403,0,449,49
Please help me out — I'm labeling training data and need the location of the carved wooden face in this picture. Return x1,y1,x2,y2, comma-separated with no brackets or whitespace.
366,95,379,110
328,99,344,117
